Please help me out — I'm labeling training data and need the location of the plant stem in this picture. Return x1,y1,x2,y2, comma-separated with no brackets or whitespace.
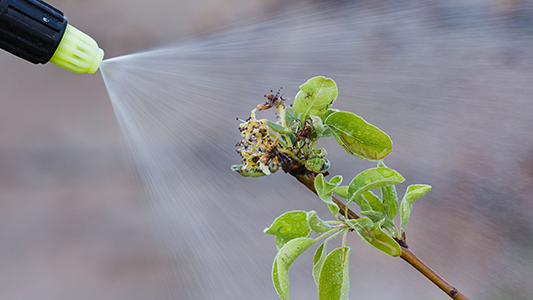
293,173,470,300
400,247,469,300
341,228,348,248
294,173,359,220
275,104,293,148
315,227,340,242
278,148,305,165
324,228,346,243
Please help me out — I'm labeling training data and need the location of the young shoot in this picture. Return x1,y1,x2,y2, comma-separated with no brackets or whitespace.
232,76,469,300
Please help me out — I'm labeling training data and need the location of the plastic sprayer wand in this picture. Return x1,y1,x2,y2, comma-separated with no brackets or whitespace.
0,0,104,74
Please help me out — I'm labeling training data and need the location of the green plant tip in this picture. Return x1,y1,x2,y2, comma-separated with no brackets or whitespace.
49,24,104,74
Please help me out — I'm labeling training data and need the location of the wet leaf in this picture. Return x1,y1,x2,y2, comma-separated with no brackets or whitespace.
317,109,339,137
347,218,401,256
318,109,339,123
273,237,316,300
313,242,327,286
311,147,327,157
231,165,266,177
360,210,396,231
333,186,349,199
360,210,386,223
311,115,325,137
294,76,338,121
287,133,296,145
318,247,351,300
315,174,343,215
362,191,384,214
285,107,295,124
265,211,311,250
267,121,292,134
272,256,281,298
400,184,432,229
378,161,399,219
305,157,330,173
325,111,392,160
382,184,399,219
307,211,332,233
347,167,405,209
351,194,372,211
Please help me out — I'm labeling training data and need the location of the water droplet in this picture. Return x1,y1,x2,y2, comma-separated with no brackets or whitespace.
43,17,49,23
380,168,394,177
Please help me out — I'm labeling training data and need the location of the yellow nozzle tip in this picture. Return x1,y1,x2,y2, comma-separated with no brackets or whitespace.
49,24,104,74
88,48,105,74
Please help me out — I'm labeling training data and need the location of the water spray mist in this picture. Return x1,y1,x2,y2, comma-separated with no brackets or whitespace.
0,0,103,74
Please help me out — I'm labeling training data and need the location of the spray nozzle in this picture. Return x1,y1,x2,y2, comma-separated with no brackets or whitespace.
49,24,105,74
0,0,104,74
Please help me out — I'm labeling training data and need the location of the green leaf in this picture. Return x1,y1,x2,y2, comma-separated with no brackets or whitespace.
317,109,339,137
287,133,296,145
318,247,351,300
325,111,392,160
347,218,401,256
378,161,399,219
273,237,316,300
272,256,282,298
294,76,338,121
311,147,327,158
347,167,405,209
305,157,330,173
360,210,386,223
314,174,343,215
307,211,332,233
265,211,311,250
231,165,266,177
351,195,372,212
360,210,396,231
285,107,295,124
333,186,349,199
321,128,334,138
400,184,432,229
311,115,325,137
267,121,292,134
382,184,399,219
313,242,327,286
318,109,339,123
362,191,384,214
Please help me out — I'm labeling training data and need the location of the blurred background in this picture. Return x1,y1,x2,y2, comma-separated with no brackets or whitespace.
1,0,533,299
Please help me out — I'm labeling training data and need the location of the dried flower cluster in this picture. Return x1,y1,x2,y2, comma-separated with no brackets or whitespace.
232,109,281,177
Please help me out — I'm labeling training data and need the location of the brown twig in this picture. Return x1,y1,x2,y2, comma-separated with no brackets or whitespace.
293,173,470,300
400,248,469,299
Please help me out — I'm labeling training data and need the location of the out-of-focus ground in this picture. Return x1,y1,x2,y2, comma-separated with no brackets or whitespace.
1,0,533,299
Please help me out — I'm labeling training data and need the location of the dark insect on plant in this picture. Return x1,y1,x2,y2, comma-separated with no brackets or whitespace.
231,76,470,300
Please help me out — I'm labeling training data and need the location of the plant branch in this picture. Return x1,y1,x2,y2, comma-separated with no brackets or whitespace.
293,173,470,300
294,173,359,220
400,247,469,300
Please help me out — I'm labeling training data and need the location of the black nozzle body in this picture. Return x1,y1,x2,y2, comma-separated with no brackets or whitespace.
0,0,67,64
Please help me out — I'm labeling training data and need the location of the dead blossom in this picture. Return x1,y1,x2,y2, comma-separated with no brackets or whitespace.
233,109,281,176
